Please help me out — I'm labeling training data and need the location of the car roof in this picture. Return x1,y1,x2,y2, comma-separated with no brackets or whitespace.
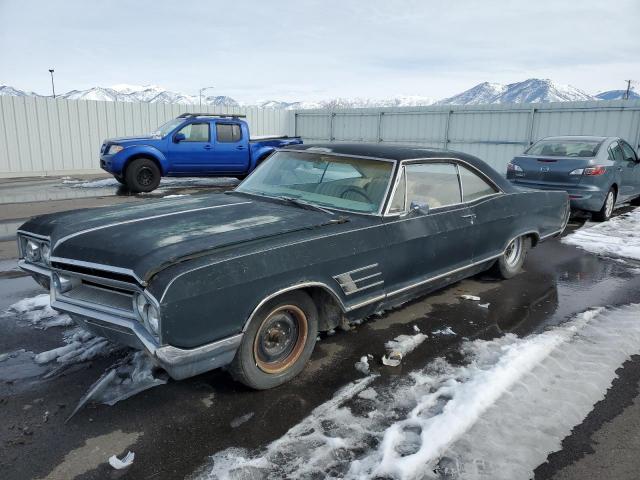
538,135,612,143
284,142,470,161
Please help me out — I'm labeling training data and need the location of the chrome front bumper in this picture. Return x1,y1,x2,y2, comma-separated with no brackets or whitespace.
18,260,242,380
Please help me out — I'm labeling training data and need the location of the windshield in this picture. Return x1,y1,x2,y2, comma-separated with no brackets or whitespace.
236,151,394,214
150,118,184,138
526,140,601,158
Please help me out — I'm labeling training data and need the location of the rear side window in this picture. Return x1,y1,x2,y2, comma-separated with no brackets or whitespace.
608,142,625,162
177,123,210,142
459,165,498,202
404,163,461,209
216,124,242,143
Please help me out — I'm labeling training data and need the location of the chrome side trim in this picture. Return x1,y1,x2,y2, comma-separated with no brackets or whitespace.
540,227,564,240
17,230,50,241
18,260,52,277
52,201,252,250
155,334,243,367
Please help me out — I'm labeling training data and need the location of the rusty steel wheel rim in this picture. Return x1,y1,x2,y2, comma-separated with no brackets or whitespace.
253,305,308,374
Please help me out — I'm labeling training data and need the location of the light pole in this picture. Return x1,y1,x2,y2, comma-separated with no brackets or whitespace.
199,86,215,109
48,69,56,98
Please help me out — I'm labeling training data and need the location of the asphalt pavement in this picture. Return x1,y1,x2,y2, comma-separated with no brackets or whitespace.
1,177,639,480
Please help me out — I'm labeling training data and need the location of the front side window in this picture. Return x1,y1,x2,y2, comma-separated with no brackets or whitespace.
236,151,393,213
526,140,600,158
403,163,461,209
459,165,498,202
177,123,210,142
151,118,183,138
216,124,242,143
620,141,637,162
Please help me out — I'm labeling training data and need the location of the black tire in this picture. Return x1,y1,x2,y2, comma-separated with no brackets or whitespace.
592,187,616,222
630,195,640,207
113,175,125,185
230,291,318,390
124,158,161,193
491,236,530,279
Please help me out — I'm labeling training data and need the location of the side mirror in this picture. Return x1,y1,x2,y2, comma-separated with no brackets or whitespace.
409,201,430,215
173,132,186,143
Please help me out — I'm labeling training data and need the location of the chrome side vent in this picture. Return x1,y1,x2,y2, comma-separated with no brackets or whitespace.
334,264,384,296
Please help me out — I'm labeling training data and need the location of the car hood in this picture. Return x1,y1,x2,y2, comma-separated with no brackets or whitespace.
106,135,157,144
20,193,345,283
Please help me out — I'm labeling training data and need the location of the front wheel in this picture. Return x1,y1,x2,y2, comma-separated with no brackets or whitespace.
124,158,161,193
230,291,318,390
113,174,126,185
492,236,529,279
592,187,616,222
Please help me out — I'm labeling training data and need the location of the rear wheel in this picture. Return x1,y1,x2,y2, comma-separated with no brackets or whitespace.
230,291,318,390
492,235,529,279
592,187,616,222
124,158,161,193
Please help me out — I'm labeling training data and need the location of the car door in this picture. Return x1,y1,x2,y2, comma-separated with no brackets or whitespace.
457,163,514,262
381,161,475,300
166,121,213,173
619,140,640,199
212,122,250,173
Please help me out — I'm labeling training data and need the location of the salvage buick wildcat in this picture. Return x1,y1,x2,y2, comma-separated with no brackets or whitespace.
17,144,569,389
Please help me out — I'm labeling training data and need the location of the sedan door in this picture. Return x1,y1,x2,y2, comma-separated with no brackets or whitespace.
619,140,640,200
381,162,475,301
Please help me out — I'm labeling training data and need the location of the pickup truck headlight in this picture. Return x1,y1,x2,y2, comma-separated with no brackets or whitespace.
134,293,160,337
108,145,124,155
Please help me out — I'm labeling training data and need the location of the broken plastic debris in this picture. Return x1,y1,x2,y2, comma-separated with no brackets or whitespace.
355,356,370,374
413,325,421,332
109,451,135,470
381,351,402,367
478,303,490,308
460,295,481,301
432,327,457,336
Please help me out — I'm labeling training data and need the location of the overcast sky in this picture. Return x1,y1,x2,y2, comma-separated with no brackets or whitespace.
1,0,638,102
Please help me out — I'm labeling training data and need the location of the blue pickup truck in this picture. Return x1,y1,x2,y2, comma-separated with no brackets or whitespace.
99,113,302,192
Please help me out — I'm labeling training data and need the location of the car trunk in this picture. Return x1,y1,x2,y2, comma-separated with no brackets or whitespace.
513,155,591,185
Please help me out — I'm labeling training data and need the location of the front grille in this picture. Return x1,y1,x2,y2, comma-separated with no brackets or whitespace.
61,281,134,313
51,261,138,285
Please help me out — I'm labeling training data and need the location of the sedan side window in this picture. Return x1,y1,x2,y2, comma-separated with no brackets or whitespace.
608,142,625,162
177,123,210,142
620,141,638,162
459,165,498,202
404,163,461,209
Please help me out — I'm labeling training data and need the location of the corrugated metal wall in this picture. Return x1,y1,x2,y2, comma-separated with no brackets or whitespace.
293,100,640,172
0,96,294,177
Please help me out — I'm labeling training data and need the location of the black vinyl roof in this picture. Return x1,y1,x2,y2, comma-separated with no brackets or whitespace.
283,143,515,193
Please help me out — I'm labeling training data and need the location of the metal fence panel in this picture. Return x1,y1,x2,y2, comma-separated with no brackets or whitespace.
293,100,640,173
0,97,293,177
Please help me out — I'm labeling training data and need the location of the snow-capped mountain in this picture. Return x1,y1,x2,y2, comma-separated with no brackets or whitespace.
438,79,594,105
595,89,639,100
1,79,636,108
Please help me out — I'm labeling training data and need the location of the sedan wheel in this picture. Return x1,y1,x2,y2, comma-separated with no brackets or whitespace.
230,291,318,389
492,235,529,279
592,188,616,222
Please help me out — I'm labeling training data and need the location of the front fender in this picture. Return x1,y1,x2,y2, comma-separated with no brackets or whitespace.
117,145,168,175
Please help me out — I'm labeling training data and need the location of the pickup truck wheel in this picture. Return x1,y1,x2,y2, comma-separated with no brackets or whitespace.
125,158,161,193
492,235,530,279
230,291,318,390
113,175,125,185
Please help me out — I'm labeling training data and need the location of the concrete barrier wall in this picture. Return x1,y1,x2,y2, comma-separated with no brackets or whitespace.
0,96,294,177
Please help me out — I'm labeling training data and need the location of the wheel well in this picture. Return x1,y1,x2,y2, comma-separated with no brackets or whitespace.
526,232,540,248
611,183,618,195
303,286,345,332
124,154,162,176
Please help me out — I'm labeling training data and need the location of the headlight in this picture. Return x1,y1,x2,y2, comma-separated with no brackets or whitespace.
108,144,124,155
25,239,41,262
134,293,160,337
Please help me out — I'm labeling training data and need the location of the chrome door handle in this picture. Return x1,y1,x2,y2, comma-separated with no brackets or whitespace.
461,214,476,219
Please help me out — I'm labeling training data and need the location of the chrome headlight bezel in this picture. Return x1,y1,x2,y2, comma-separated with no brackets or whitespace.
133,292,161,338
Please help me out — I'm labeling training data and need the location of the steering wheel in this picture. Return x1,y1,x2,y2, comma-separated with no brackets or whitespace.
340,186,373,204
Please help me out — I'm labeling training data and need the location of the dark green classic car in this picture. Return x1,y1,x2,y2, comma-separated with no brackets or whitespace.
17,144,570,389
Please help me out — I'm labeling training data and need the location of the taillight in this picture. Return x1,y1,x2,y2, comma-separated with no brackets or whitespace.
584,166,606,176
569,166,606,176
507,162,523,173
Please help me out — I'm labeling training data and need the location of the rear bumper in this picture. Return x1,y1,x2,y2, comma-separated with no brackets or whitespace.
508,180,606,212
18,260,242,380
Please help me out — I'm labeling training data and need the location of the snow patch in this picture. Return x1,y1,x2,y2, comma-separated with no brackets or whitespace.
109,451,135,470
563,208,640,265
432,327,457,336
3,294,73,329
385,333,428,357
354,356,371,374
69,177,238,189
195,305,640,480
460,295,480,301
230,413,255,428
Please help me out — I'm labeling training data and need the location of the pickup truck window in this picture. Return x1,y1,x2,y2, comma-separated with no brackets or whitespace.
151,118,183,138
216,124,242,143
177,123,210,142
237,151,393,214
